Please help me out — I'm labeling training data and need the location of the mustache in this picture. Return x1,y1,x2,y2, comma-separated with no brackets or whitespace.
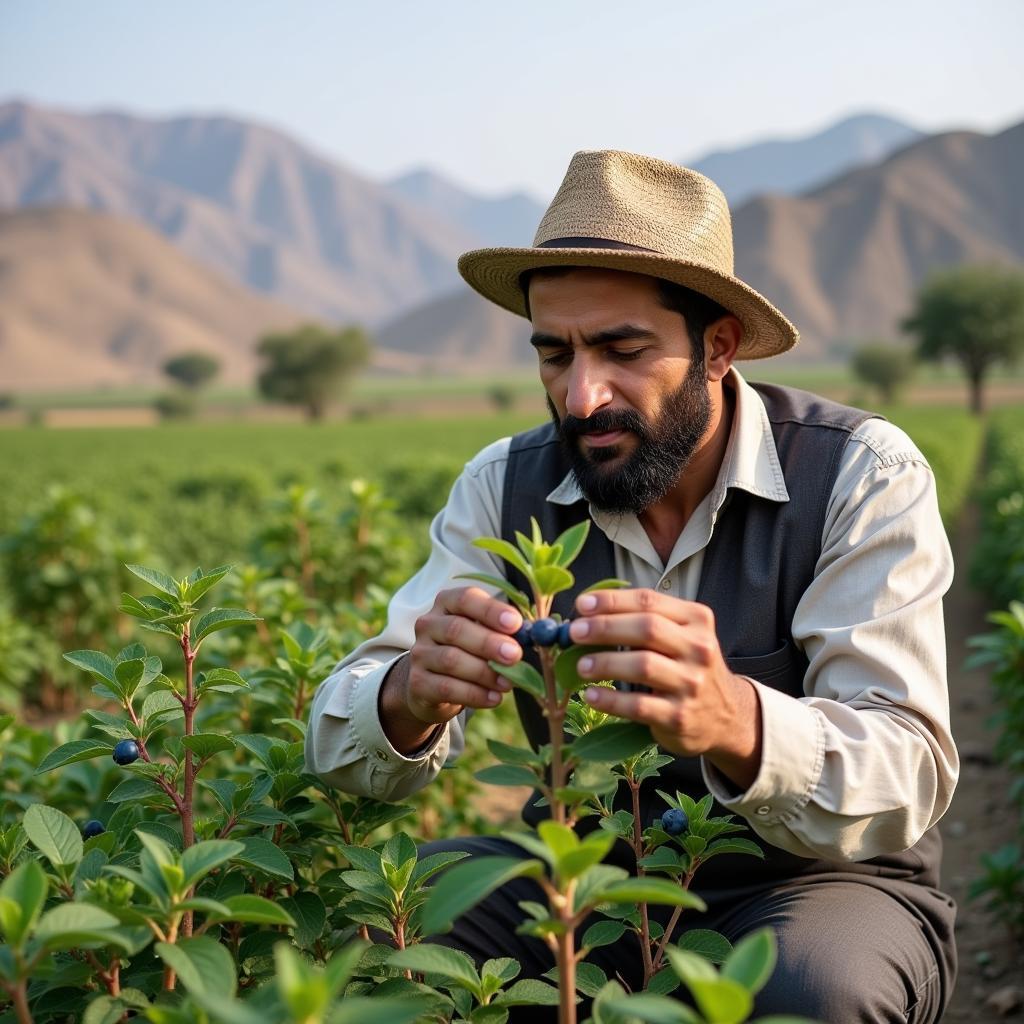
557,409,649,442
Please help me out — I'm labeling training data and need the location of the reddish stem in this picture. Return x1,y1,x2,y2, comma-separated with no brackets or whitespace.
629,778,654,986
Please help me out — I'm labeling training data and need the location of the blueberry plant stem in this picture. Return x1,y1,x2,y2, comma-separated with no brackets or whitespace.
179,625,197,942
628,777,655,986
650,866,697,975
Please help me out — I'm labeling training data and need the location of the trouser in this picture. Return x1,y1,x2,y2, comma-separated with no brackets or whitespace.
419,836,957,1024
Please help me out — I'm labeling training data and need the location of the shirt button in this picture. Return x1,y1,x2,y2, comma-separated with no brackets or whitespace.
375,749,389,761
660,578,672,591
755,805,771,816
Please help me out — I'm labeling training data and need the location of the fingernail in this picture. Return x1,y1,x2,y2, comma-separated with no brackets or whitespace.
494,678,511,691
499,610,519,629
570,619,589,640
487,691,501,705
584,686,603,705
499,642,518,662
578,656,594,676
578,594,597,612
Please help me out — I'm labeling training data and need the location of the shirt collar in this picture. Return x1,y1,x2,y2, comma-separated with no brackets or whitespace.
545,367,790,508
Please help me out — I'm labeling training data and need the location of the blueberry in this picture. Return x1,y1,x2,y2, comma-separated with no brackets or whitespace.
112,739,140,766
530,617,559,647
82,819,105,839
512,622,533,649
557,620,573,649
661,808,689,836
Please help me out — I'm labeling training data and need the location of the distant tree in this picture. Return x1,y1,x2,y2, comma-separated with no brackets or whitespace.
849,341,916,405
163,352,220,391
256,324,371,420
153,392,196,420
902,265,1024,414
487,384,516,412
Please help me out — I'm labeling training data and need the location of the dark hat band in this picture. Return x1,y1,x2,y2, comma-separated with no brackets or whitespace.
538,236,659,254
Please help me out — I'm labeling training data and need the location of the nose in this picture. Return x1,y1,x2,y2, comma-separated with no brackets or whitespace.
564,355,613,420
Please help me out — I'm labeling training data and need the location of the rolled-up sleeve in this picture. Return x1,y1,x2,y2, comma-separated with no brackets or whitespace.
304,439,512,801
702,419,959,861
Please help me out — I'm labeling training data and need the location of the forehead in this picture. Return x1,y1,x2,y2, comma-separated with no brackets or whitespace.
527,268,675,328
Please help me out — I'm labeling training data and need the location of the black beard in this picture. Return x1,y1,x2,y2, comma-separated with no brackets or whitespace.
548,360,711,515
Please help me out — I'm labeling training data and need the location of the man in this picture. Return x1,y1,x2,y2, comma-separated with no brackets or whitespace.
306,150,959,1020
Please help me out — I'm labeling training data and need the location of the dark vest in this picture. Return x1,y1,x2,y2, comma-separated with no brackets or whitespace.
500,381,942,890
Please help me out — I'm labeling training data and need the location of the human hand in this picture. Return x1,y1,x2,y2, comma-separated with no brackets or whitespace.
568,588,762,788
381,587,524,753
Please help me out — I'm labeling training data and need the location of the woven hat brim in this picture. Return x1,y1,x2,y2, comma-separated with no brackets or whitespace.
458,246,799,360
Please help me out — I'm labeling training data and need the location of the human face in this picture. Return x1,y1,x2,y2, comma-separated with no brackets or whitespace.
528,269,712,515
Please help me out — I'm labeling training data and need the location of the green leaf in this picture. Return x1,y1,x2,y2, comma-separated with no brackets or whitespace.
684,975,752,1024
183,564,233,603
156,936,236,998
180,840,245,889
215,894,297,928
63,650,116,682
494,978,561,1005
533,564,574,596
553,643,610,699
333,999,427,1024
488,659,545,700
455,573,533,615
581,919,626,950
473,537,533,579
570,721,653,764
192,607,262,643
603,993,701,1023
180,733,236,760
721,927,776,994
279,890,326,946
106,776,167,804
35,740,113,774
388,945,481,995
537,820,578,859
24,804,83,868
704,838,765,859
486,739,545,767
552,521,590,568
125,564,180,598
34,903,126,949
197,668,251,694
581,578,632,593
0,860,47,948
475,764,539,787
234,836,293,880
421,856,544,935
676,928,733,965
591,878,706,910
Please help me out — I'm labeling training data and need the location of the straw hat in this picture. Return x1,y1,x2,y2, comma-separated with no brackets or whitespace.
458,149,798,359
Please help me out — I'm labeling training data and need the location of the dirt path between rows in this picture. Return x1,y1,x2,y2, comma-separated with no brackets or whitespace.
940,501,1023,1021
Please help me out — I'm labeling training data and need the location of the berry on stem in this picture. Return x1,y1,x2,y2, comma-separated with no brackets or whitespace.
557,620,573,649
661,808,689,836
112,739,140,766
512,622,533,649
82,819,105,839
531,617,559,647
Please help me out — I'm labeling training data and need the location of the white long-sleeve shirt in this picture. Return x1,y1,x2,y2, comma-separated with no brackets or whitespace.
305,369,959,863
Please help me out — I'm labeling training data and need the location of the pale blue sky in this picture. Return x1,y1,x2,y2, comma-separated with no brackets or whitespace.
2,0,1021,198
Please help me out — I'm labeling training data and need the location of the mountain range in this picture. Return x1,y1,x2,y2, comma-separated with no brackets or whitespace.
1,99,1022,388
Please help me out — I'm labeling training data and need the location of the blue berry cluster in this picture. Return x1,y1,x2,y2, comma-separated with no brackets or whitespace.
515,617,574,649
660,808,689,836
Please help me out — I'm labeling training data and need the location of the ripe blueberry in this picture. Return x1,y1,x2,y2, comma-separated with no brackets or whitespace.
557,620,573,649
661,808,688,836
112,739,140,766
512,622,533,649
82,819,105,839
530,617,559,647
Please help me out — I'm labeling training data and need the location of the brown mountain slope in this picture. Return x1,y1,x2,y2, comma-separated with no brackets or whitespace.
374,286,534,372
0,100,475,324
0,207,305,390
733,120,1024,357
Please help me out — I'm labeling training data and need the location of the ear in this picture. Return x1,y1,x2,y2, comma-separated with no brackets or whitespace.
704,315,742,381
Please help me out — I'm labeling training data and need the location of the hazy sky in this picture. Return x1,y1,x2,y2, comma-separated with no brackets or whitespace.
2,0,1021,199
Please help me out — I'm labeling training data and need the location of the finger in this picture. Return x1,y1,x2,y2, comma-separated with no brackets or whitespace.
581,684,679,730
418,643,512,692
575,649,688,693
568,612,688,655
408,667,506,716
417,610,523,668
576,588,715,628
439,586,524,634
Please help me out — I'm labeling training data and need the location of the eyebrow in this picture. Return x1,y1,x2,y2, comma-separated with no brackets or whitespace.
528,324,658,349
